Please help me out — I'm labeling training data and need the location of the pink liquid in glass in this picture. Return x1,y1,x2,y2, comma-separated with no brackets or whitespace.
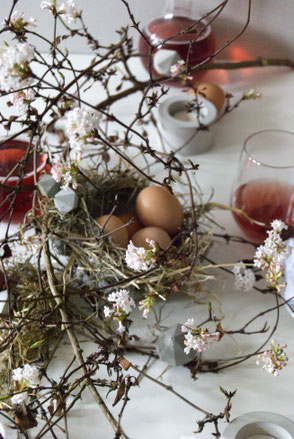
232,180,294,243
139,16,216,86
0,139,48,223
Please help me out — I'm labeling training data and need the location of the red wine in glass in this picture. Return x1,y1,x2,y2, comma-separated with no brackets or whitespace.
232,179,294,243
0,139,48,224
139,15,216,87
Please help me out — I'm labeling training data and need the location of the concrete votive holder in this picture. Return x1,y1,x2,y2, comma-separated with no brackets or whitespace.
221,411,294,439
158,95,217,156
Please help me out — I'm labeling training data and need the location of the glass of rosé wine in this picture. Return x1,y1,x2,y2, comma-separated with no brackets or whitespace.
230,129,294,243
0,138,49,224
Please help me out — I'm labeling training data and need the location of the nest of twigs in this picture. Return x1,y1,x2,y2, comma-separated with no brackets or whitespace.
32,166,214,307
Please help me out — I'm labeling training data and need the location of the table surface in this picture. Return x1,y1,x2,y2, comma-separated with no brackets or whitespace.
2,54,294,439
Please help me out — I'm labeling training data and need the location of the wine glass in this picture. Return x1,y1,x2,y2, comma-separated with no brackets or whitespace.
230,129,294,243
0,138,48,223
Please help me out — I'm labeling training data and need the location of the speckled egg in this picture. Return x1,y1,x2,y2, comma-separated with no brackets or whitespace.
132,227,171,250
188,82,225,113
118,213,142,239
136,186,183,235
96,214,128,248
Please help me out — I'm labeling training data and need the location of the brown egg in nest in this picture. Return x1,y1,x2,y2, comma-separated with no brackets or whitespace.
96,214,128,248
132,227,171,250
118,213,142,239
136,186,183,235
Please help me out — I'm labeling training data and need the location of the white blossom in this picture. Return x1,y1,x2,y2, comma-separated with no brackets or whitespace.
107,289,135,316
170,59,185,75
181,322,221,355
65,107,100,152
232,262,255,292
51,158,79,190
40,0,55,10
254,220,291,291
181,318,197,333
0,42,35,93
138,295,155,319
170,59,192,80
105,289,135,333
22,364,40,387
58,0,79,23
12,367,23,383
12,364,40,388
125,240,158,272
256,339,288,376
11,392,27,405
103,306,113,318
243,88,262,100
4,11,36,29
9,88,35,113
41,0,79,24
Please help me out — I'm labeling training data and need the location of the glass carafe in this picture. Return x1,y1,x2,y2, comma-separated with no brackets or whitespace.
139,0,216,87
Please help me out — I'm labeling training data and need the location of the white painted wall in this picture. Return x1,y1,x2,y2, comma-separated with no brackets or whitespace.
0,0,293,59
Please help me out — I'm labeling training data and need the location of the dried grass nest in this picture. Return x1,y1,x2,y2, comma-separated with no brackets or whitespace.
35,166,214,304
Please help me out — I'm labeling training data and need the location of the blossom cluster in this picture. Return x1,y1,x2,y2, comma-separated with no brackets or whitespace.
243,88,262,100
256,339,288,376
232,262,255,292
51,156,79,190
125,239,158,272
181,318,221,355
4,10,36,31
41,0,79,24
11,364,40,405
9,87,36,113
254,220,291,292
138,295,155,319
0,41,36,112
104,289,135,333
170,59,193,80
0,42,35,92
65,107,100,152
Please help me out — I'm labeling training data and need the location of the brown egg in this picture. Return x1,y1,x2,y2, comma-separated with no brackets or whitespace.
118,213,142,238
96,215,128,248
132,227,171,250
136,186,183,235
188,82,225,113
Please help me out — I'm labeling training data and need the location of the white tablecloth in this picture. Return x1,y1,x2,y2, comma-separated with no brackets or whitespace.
2,55,294,439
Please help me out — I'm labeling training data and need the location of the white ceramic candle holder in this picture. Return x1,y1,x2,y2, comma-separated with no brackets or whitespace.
158,95,217,156
221,411,294,439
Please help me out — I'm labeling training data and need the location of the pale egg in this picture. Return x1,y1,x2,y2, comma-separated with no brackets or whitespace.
118,213,142,238
132,227,171,250
96,214,128,248
188,82,225,113
136,186,183,235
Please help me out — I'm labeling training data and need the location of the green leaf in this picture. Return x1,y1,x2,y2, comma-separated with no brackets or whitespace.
29,339,45,349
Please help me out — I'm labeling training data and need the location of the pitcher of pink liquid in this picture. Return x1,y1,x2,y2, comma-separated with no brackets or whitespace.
139,0,216,86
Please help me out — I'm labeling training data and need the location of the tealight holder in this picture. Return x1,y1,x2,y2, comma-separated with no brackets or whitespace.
221,411,294,439
158,95,217,156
